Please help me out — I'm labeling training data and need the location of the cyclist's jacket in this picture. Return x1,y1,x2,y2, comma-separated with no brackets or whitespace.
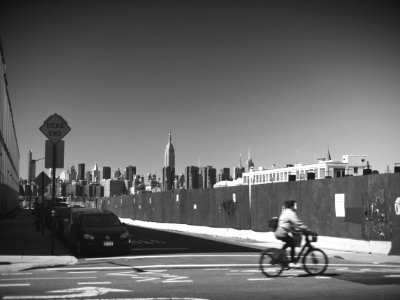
275,208,307,239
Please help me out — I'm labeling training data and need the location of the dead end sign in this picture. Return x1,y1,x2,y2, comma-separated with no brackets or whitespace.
39,113,71,142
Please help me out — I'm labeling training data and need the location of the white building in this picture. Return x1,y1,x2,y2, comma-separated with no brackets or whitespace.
242,155,368,185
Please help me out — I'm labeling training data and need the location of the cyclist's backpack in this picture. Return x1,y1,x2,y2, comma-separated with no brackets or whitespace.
268,217,279,231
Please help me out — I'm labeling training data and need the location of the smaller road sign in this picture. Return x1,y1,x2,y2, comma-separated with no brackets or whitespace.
39,113,71,142
34,171,52,188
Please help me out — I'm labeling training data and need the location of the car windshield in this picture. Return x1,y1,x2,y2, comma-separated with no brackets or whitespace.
81,214,121,227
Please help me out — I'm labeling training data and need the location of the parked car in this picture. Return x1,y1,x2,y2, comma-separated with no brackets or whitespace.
62,207,101,243
69,211,131,256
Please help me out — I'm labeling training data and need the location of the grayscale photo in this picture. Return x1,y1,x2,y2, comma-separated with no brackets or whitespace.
1,1,400,299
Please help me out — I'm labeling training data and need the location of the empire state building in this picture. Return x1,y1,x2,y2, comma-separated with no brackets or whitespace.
163,131,175,190
164,131,175,169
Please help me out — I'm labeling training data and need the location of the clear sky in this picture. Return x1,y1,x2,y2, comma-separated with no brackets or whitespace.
1,0,399,180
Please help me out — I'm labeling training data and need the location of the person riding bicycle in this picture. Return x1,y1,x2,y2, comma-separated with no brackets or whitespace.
275,200,308,268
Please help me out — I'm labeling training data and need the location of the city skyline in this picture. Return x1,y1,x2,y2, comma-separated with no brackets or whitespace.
1,1,399,181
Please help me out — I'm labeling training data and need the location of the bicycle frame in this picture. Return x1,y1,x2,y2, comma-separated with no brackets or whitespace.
291,232,315,264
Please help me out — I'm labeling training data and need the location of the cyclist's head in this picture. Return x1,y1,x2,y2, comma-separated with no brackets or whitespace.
284,200,296,209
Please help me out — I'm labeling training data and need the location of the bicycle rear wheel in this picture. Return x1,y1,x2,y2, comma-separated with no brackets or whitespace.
259,249,284,277
302,248,328,276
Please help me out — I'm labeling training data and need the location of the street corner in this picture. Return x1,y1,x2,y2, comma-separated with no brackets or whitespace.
0,255,78,273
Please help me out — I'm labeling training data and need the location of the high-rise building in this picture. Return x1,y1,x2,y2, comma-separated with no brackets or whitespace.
70,165,77,182
162,166,174,191
92,163,100,183
28,150,35,183
164,130,175,169
185,166,199,189
219,168,230,181
114,168,122,179
85,170,92,182
125,165,136,181
234,153,245,179
103,166,111,180
247,147,254,171
78,163,85,181
201,166,216,189
163,131,175,190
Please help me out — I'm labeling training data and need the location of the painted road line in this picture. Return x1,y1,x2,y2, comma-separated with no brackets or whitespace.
385,274,400,277
203,268,229,271
67,271,98,274
0,283,31,287
77,282,111,285
1,273,33,276
248,278,273,281
0,276,97,281
84,254,259,261
131,248,189,251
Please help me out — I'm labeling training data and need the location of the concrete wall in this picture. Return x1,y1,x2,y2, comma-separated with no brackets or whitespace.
97,173,400,255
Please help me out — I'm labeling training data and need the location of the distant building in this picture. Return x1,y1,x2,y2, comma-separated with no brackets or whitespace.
85,170,92,182
218,168,230,182
185,166,199,189
164,130,175,169
78,163,85,181
247,147,254,172
114,168,122,179
92,163,100,183
70,166,77,182
233,153,245,179
101,179,126,197
125,165,136,181
242,154,369,185
28,150,35,183
162,166,174,191
163,131,175,190
103,166,111,180
200,166,216,189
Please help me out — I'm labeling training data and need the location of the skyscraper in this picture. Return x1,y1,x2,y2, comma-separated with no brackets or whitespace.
28,150,35,183
78,163,85,181
92,163,100,183
247,147,254,172
103,166,111,180
164,130,175,169
163,131,175,190
125,165,136,181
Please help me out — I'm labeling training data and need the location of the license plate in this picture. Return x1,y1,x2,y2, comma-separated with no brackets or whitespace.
103,241,113,247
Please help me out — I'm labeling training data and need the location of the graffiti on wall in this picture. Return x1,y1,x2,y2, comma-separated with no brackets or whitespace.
364,189,388,240
221,199,236,223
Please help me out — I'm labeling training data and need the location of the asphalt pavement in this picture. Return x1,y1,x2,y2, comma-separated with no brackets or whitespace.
1,208,400,274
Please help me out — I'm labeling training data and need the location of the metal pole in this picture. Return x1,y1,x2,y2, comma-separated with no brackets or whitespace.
41,174,45,236
51,141,57,255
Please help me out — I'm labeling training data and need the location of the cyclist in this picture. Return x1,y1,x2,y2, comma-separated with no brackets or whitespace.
275,200,308,268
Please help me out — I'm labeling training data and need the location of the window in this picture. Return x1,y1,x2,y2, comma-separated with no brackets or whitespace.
354,167,358,174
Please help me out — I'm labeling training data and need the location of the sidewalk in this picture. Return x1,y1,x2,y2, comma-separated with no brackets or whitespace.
122,219,400,265
0,208,77,273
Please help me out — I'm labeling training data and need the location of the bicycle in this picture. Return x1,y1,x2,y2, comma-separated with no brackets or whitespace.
259,230,328,277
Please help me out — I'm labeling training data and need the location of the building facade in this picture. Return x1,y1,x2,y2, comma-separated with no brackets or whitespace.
0,39,20,215
242,154,369,185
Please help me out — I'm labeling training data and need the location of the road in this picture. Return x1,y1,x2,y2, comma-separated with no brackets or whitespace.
1,224,400,299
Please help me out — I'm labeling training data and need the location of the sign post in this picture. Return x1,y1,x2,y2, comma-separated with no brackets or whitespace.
40,114,71,255
34,172,52,236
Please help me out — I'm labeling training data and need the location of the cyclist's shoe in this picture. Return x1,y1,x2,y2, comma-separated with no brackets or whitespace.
289,262,301,269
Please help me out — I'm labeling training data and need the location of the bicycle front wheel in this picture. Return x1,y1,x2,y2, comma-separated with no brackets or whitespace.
259,249,283,277
302,248,328,276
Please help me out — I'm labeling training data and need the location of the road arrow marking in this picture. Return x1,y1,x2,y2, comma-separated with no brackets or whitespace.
2,286,131,299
